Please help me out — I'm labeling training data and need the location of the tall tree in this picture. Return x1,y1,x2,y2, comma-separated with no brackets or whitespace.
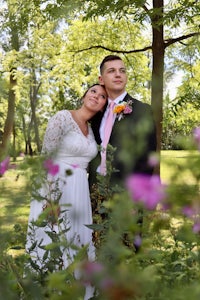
0,0,34,158
0,0,61,157
18,20,62,154
0,1,20,158
47,0,200,174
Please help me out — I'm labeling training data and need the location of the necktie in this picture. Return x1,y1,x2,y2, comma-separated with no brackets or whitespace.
100,101,115,175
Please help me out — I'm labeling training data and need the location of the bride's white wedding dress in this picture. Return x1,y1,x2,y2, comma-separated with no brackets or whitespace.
26,110,97,298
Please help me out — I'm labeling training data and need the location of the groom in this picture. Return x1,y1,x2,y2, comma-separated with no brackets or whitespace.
89,55,157,187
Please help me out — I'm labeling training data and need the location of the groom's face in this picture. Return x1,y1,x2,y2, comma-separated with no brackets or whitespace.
99,59,127,95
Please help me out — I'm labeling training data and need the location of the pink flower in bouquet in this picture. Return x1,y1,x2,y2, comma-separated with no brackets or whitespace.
123,104,132,114
114,100,133,121
0,157,10,175
43,159,59,176
126,174,167,210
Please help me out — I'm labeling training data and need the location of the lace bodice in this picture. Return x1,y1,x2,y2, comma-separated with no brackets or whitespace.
42,110,98,169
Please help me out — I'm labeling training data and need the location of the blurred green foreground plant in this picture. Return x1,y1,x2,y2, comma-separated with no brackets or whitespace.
0,127,200,299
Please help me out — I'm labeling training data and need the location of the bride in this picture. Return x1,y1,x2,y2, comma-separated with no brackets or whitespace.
25,84,107,299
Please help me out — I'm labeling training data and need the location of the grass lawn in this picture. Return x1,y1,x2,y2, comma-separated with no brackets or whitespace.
0,159,31,254
161,150,199,184
0,170,30,230
0,150,199,253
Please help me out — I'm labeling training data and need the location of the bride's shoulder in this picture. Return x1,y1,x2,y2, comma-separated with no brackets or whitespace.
51,110,71,121
47,110,72,130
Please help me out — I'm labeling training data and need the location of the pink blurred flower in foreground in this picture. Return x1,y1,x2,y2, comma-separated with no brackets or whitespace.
148,152,160,167
80,261,114,292
0,157,10,175
126,174,167,210
182,206,198,218
182,206,200,235
82,261,104,276
193,222,200,234
193,127,200,150
80,261,104,285
43,159,59,176
99,277,115,291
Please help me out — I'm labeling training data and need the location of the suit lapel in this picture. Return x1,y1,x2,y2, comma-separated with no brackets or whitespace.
109,94,134,144
92,94,136,145
123,93,134,103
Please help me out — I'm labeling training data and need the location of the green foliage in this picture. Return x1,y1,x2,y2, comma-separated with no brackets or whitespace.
0,4,152,155
0,147,200,299
1,0,200,155
164,106,200,150
162,82,200,149
60,17,151,102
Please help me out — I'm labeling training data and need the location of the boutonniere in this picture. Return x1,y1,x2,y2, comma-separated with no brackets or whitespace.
113,100,133,121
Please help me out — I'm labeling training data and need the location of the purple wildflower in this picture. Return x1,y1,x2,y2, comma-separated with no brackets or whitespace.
133,234,142,248
126,174,167,210
0,157,10,175
82,261,104,275
80,261,104,285
80,261,115,294
193,222,200,234
182,206,196,218
193,127,200,150
148,152,159,167
99,277,115,291
43,159,59,176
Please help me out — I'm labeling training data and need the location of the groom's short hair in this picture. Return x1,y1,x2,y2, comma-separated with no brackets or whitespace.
99,55,122,74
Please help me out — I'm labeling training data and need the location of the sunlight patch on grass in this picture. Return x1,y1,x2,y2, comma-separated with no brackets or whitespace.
161,150,199,184
7,249,25,257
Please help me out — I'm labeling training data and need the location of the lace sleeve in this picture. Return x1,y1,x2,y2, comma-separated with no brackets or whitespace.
41,110,70,155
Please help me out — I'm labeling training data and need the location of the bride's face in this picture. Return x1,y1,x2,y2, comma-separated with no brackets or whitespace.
84,85,107,112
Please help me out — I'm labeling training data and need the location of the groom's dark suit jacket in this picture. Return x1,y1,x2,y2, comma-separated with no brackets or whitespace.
89,93,157,187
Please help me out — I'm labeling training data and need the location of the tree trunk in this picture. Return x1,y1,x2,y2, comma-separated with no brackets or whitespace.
13,122,16,161
30,103,41,154
0,16,19,160
27,116,34,156
0,69,16,159
22,115,28,154
151,0,164,175
29,71,42,154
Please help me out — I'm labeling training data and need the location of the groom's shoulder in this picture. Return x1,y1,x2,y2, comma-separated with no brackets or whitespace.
125,93,151,111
